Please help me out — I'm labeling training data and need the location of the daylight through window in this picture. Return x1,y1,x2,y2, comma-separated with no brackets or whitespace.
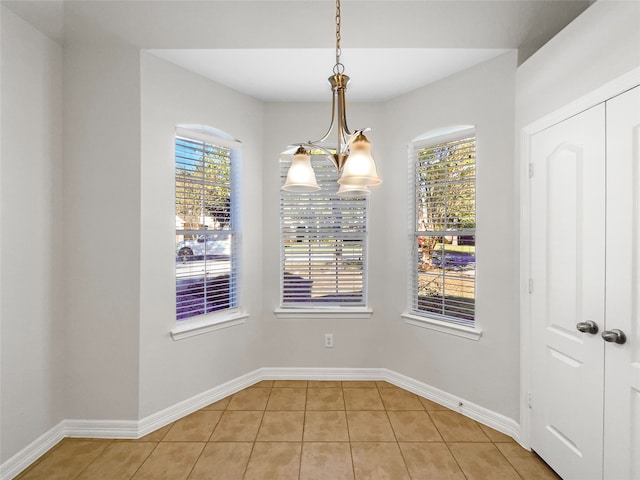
280,153,368,307
410,132,476,325
175,129,240,321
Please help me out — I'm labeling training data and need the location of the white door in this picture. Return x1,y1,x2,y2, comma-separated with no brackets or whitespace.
530,104,606,480
603,85,640,480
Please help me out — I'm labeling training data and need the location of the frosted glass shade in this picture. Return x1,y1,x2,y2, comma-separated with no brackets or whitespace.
282,151,320,192
338,135,382,187
337,182,370,197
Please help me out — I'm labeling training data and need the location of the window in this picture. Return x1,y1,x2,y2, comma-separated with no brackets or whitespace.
175,127,240,321
409,130,476,326
280,153,367,307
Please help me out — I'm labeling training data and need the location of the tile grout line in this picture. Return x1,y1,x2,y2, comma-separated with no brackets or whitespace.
425,409,470,480
184,446,205,480
15,381,558,480
134,416,200,480
183,410,224,480
443,440,470,480
127,441,160,480
69,439,114,480
342,383,358,480
379,383,413,480
492,440,525,480
242,385,273,480
297,384,309,480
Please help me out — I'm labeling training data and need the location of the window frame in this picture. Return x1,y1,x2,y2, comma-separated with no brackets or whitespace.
276,152,372,318
171,127,246,339
403,128,481,340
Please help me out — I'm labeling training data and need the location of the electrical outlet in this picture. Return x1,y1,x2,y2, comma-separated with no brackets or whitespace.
324,333,334,348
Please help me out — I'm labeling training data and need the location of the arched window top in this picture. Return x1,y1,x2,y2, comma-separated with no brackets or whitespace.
412,125,475,147
176,124,241,150
280,145,338,156
281,146,298,155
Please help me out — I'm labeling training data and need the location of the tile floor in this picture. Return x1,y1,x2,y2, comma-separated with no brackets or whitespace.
15,381,561,480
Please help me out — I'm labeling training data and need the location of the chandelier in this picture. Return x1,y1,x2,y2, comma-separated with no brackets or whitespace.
281,0,382,196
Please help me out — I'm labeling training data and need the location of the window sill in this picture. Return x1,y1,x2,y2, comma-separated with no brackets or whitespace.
274,307,373,319
401,313,482,341
170,311,249,341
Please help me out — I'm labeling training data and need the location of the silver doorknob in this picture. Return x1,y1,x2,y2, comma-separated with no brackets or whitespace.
576,321,599,334
601,329,627,345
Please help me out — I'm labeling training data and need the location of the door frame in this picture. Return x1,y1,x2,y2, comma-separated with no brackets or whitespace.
518,66,640,450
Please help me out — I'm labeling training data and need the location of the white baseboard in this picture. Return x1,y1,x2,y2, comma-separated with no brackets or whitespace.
379,369,521,443
258,366,384,381
0,370,260,480
137,369,262,438
260,367,520,443
0,421,66,480
64,419,139,440
1,367,521,480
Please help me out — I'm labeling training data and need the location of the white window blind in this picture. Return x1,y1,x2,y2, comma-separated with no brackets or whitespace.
280,154,368,307
175,132,240,321
409,134,476,326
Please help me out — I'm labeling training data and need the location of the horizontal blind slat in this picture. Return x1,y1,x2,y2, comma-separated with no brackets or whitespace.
176,133,239,321
410,134,476,324
280,154,367,307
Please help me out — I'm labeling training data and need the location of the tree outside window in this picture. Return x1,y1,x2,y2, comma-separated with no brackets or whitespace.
413,134,476,324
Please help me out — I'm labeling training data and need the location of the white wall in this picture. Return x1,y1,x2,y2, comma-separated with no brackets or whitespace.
0,7,64,462
515,0,640,442
259,51,521,422
139,53,265,417
3,0,623,467
382,51,520,420
260,102,386,369
517,0,640,127
62,22,141,421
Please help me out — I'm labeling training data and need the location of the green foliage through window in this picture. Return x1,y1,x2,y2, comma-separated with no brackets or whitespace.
412,135,476,325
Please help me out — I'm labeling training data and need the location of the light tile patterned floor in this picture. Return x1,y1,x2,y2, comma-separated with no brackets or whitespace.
15,381,561,480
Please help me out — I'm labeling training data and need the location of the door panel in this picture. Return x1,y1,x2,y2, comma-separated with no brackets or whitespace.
546,145,583,334
604,85,640,480
530,104,606,480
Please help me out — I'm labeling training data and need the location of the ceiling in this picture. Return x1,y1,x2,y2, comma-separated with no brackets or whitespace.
3,0,593,103
149,48,510,102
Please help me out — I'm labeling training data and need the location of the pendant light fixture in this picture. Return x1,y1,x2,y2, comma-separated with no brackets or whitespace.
281,0,382,196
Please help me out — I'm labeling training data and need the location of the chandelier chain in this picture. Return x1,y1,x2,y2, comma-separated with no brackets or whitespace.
282,0,381,193
334,0,344,74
